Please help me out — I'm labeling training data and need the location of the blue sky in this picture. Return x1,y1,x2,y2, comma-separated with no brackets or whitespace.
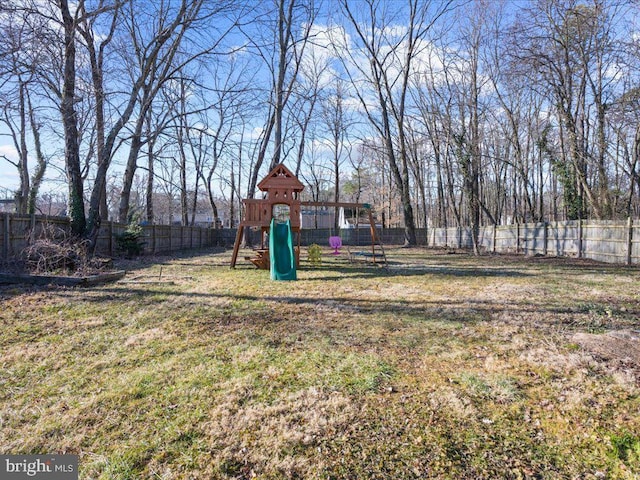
1,0,635,202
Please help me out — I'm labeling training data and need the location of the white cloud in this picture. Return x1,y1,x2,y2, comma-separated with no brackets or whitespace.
248,126,265,141
0,162,20,190
0,144,19,162
298,24,350,90
373,24,408,41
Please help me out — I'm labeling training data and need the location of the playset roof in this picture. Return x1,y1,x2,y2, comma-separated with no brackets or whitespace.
257,164,305,192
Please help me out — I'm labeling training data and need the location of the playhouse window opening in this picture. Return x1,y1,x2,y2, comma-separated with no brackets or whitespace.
273,204,290,222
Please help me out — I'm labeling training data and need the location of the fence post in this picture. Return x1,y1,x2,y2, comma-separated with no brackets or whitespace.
516,223,521,253
577,219,583,258
543,222,548,256
2,212,9,261
492,224,497,253
627,216,633,265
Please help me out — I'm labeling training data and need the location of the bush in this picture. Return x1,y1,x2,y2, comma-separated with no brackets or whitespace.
115,224,145,257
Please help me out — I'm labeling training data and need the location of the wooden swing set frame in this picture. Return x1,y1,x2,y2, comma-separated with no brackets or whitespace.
229,164,386,268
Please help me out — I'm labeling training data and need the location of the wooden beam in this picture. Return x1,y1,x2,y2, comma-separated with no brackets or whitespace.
368,209,376,262
230,225,244,268
300,201,371,209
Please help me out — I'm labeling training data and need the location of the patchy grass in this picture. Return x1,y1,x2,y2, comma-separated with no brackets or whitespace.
1,246,639,479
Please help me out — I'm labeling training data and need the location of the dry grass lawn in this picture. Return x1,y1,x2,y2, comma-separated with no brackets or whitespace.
1,246,639,479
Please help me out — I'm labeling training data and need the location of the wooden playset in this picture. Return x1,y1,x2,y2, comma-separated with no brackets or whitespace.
230,164,386,269
230,164,303,269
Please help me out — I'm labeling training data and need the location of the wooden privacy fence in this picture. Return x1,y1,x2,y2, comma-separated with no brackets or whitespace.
428,219,640,265
0,213,220,262
2,213,639,266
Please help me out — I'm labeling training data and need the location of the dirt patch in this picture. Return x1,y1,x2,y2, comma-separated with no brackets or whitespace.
572,329,640,381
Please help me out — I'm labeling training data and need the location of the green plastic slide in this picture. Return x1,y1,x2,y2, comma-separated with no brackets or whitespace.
269,218,297,281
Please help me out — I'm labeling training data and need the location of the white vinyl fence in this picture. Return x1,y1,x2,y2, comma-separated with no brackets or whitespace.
428,219,640,265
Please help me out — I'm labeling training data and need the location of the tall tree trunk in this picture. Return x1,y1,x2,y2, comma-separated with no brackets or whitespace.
229,164,235,228
434,144,447,229
60,0,85,236
26,91,46,215
272,0,292,168
469,62,481,254
177,108,189,225
118,125,144,224
118,82,153,224
146,111,155,223
206,168,220,228
248,112,276,198
78,2,120,244
16,81,29,214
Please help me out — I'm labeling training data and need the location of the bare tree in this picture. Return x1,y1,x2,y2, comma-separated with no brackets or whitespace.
57,0,86,235
321,77,350,230
338,0,455,245
0,71,48,214
198,55,255,228
116,0,239,224
242,0,317,199
292,38,330,176
509,0,622,220
76,0,122,230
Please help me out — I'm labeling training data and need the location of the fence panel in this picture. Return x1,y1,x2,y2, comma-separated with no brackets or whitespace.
379,228,428,245
142,226,155,255
96,221,127,256
477,225,493,251
213,228,237,247
339,228,372,247
495,225,518,253
0,213,227,262
430,227,448,247
300,228,331,246
632,223,640,264
155,226,172,254
182,226,189,249
11,216,36,257
547,221,579,257
582,220,628,263
522,223,547,255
